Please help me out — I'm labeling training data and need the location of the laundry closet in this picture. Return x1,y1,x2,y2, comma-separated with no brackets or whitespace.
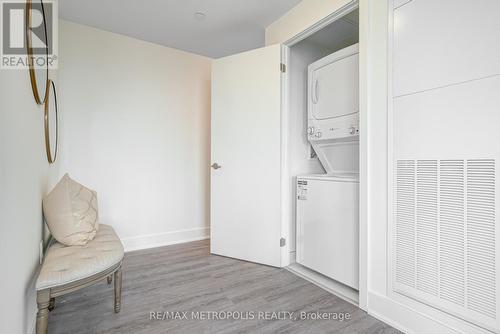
285,8,360,303
210,3,361,305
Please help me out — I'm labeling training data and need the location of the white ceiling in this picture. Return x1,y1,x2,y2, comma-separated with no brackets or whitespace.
59,0,302,58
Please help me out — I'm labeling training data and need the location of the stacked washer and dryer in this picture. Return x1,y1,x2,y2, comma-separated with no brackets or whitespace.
296,44,360,290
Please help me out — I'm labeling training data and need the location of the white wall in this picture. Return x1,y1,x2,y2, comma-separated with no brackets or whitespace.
0,65,61,332
59,20,212,251
366,2,499,334
361,2,466,333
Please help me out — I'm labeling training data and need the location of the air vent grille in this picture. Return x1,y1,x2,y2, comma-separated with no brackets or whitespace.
439,160,465,306
394,159,496,324
396,160,416,288
416,160,438,296
467,160,496,318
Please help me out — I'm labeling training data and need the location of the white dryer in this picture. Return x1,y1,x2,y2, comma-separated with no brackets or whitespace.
308,43,359,135
307,43,359,174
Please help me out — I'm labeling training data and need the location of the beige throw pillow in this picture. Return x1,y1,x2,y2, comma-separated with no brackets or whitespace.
43,174,100,246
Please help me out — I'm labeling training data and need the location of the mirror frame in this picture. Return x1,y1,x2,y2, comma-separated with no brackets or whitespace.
44,80,58,164
26,0,49,105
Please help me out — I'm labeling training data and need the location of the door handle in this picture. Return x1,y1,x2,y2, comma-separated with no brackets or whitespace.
312,79,319,104
211,163,222,170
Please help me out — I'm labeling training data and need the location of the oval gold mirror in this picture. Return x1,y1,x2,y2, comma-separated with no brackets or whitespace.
44,80,58,163
26,0,49,104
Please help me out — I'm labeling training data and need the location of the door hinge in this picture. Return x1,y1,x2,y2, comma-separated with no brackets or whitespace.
280,63,286,73
280,237,286,247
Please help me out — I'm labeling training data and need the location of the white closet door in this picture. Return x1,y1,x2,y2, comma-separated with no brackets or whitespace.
211,44,283,267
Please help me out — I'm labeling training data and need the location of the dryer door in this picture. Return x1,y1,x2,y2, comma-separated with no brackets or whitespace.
309,47,359,121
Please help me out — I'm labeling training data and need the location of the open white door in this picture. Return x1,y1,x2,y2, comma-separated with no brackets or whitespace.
211,44,283,267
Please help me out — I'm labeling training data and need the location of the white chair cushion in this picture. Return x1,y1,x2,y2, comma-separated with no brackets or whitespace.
43,174,99,246
36,224,124,290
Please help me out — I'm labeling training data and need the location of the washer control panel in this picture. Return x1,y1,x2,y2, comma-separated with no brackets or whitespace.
308,119,359,142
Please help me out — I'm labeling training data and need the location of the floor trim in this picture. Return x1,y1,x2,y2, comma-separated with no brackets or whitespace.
286,263,359,306
121,227,210,252
367,291,490,334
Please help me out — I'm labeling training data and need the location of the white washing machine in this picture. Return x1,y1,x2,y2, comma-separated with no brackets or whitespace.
296,43,360,289
296,174,359,289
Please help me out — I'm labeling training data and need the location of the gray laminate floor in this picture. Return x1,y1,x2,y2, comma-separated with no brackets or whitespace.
48,240,400,334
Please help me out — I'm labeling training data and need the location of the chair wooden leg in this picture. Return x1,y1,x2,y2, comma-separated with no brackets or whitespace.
36,290,51,334
114,267,122,313
107,275,112,284
48,298,55,311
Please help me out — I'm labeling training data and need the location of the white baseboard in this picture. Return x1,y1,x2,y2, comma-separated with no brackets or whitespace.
368,292,493,334
286,263,359,306
121,227,210,252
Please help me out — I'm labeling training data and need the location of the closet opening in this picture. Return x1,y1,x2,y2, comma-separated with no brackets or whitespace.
283,7,360,305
